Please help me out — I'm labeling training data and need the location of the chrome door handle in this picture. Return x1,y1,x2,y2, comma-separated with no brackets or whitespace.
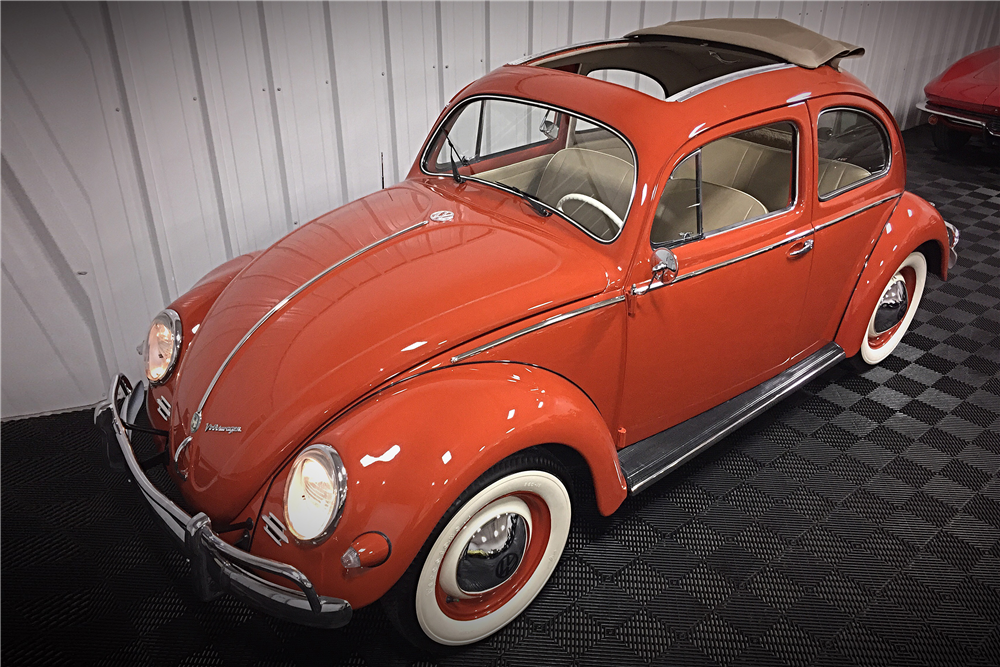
787,239,814,258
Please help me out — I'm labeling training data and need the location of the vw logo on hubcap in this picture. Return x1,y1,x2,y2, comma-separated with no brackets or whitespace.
494,552,521,581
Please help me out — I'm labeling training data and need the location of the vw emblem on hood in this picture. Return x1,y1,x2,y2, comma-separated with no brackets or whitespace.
430,210,454,222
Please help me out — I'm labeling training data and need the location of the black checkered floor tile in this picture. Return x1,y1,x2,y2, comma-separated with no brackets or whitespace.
3,126,998,666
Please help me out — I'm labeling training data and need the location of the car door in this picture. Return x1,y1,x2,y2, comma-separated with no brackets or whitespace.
620,106,815,445
793,97,903,351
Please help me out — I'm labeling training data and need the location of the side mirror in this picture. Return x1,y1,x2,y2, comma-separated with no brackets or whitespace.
539,112,559,141
651,248,678,284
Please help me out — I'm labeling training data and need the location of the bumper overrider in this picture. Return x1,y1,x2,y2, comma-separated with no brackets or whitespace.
94,374,352,629
944,221,960,270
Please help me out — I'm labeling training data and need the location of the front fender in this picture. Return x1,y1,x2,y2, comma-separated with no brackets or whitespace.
835,192,949,357
146,251,261,425
248,362,627,609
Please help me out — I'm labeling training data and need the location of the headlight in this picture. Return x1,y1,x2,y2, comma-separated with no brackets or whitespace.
284,445,347,543
144,309,182,384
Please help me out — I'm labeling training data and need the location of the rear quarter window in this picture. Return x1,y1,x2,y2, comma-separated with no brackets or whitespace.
816,108,890,199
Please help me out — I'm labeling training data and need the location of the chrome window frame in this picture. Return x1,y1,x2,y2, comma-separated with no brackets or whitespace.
650,118,801,249
665,63,797,103
816,106,892,202
419,94,639,245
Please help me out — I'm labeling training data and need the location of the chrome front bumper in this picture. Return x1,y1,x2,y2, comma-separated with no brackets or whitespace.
94,374,351,629
944,221,960,270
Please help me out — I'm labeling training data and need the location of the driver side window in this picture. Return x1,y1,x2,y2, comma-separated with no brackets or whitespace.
652,121,797,247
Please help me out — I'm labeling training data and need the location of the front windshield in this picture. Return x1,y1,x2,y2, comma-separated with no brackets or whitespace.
423,98,636,242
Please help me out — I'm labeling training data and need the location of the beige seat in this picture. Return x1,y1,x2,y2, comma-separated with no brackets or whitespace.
571,131,633,162
700,137,793,212
817,159,871,197
535,148,635,240
651,179,766,245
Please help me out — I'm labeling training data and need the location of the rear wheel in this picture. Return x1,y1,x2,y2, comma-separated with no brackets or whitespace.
932,123,970,152
382,451,572,650
851,251,927,368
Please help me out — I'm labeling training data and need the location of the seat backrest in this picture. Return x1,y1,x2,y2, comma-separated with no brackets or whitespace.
817,158,871,196
701,137,792,212
651,179,767,245
535,148,635,239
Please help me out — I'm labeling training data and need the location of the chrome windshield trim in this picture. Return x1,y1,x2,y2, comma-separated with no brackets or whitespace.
451,295,626,364
666,63,797,103
418,94,638,245
639,194,900,296
194,221,428,422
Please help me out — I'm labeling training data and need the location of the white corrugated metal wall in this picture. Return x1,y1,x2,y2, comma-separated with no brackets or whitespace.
2,1,997,419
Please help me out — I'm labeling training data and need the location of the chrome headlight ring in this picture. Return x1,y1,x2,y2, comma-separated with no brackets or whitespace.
145,309,182,385
283,444,348,545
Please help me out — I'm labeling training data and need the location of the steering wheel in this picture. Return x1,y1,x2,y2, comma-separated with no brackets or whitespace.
556,193,625,229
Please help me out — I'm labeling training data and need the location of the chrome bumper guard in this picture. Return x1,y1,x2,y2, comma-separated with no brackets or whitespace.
944,221,960,270
94,374,352,629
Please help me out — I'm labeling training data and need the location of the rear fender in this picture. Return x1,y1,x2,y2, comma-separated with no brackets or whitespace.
835,192,949,357
248,362,626,608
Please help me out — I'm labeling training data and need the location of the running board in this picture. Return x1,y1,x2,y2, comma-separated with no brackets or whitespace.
619,343,845,494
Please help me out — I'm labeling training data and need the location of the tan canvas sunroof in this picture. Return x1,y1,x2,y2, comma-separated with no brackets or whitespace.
626,18,864,70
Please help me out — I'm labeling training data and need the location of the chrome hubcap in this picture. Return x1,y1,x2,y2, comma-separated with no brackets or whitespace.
455,512,528,594
873,275,908,335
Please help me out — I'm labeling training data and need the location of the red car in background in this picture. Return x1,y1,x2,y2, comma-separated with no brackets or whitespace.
918,45,1000,152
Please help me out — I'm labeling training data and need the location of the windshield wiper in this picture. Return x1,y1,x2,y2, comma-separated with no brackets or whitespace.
441,129,469,184
498,182,552,218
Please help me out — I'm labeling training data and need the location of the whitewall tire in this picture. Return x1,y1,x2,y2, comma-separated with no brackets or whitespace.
383,452,573,650
859,251,927,365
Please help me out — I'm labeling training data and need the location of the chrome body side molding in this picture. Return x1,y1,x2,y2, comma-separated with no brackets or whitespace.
619,342,846,494
812,194,900,232
451,295,626,364
193,221,428,427
634,194,900,297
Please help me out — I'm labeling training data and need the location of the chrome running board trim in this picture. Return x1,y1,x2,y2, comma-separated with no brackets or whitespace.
620,342,846,494
194,221,428,426
451,295,626,364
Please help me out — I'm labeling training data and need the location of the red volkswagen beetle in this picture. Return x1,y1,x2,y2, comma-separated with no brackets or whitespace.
96,19,958,648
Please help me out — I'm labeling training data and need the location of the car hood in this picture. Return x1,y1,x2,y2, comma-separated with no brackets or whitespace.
925,46,1000,115
170,179,613,522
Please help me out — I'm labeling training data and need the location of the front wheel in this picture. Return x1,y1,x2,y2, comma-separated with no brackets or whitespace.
382,451,572,650
932,123,970,153
853,251,927,367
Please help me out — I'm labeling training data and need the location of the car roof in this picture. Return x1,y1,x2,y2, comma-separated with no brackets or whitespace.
440,62,885,188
